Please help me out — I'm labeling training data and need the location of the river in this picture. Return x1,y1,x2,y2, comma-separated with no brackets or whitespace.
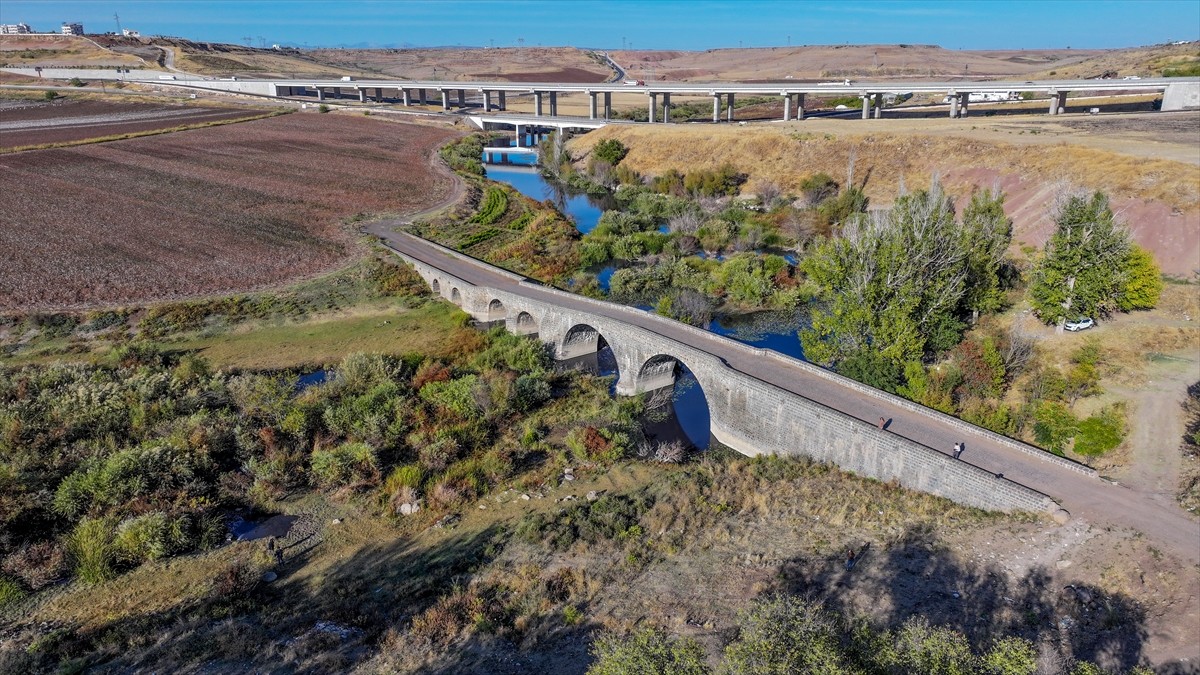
482,162,807,451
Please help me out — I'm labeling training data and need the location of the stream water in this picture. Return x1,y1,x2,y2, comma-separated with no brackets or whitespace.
482,161,806,451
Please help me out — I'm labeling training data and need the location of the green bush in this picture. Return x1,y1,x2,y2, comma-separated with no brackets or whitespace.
70,517,117,584
1073,405,1126,458
587,627,710,675
310,442,380,490
723,595,848,673
593,138,629,166
0,575,26,609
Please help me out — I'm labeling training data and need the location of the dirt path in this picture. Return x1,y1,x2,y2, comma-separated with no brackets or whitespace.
1109,352,1200,509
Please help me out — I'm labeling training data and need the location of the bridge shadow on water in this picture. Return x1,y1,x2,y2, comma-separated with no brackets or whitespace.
773,523,1172,673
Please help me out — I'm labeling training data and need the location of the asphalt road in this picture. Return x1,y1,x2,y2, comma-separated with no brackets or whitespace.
365,222,1200,565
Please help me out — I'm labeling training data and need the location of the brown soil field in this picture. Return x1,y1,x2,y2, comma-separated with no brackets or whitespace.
612,42,1197,82
568,111,1200,277
305,46,612,82
0,112,459,312
0,98,273,149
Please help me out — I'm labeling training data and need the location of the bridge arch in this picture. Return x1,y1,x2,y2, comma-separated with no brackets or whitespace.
450,287,462,304
430,278,441,295
513,310,538,335
487,299,506,322
636,353,712,450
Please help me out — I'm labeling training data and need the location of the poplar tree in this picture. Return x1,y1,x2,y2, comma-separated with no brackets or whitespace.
1029,192,1130,330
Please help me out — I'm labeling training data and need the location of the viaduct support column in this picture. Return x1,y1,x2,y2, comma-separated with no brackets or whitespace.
332,87,341,99
588,91,597,120
959,93,970,118
796,93,805,120
648,93,657,123
358,89,366,102
949,94,960,118
515,124,523,147
861,95,871,119
1050,90,1067,115
783,93,792,121
549,91,558,116
662,93,671,123
440,90,450,110
316,88,325,102
712,94,721,123
726,93,735,121
402,89,411,106
534,92,543,117
418,88,426,105
375,87,383,102
873,93,883,118
457,89,465,107
483,90,492,111
498,90,506,110
603,91,611,119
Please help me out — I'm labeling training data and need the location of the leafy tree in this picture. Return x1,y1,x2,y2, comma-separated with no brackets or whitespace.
593,138,629,166
888,616,978,675
800,172,840,205
1074,405,1126,458
981,636,1038,675
837,349,903,393
723,595,849,674
1033,401,1078,454
960,189,1014,319
803,180,1001,370
1029,192,1131,329
587,627,710,675
1118,245,1163,311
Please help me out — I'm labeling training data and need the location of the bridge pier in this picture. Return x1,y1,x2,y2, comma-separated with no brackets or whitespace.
949,94,960,118
662,92,671,123
483,90,492,111
873,93,883,118
588,91,597,119
358,88,366,102
514,124,523,147
783,93,792,121
549,91,558,116
648,93,657,123
1049,90,1067,114
727,93,735,121
959,92,970,118
603,91,611,119
457,89,465,107
441,89,450,110
498,90,506,110
712,94,721,122
861,95,871,119
796,93,805,120
534,91,543,117
401,89,410,106
316,88,325,102
374,87,383,102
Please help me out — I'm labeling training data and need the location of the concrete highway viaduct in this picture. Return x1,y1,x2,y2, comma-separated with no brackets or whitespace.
367,228,1200,565
18,68,1192,122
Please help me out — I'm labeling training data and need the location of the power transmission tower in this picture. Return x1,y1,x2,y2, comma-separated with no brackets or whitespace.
113,13,121,35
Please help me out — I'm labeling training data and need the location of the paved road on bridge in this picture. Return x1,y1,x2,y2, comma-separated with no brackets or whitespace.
366,222,1200,565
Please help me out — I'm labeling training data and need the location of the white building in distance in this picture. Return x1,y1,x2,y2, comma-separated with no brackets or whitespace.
1,23,33,34
61,22,84,35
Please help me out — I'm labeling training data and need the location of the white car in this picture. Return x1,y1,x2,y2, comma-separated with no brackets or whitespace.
1065,317,1095,331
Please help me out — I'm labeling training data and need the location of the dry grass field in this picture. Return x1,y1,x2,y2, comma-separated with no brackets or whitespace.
306,46,613,82
568,112,1200,277
0,112,459,311
0,34,144,69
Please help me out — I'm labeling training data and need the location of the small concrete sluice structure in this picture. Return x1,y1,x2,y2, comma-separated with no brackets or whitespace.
380,231,1094,517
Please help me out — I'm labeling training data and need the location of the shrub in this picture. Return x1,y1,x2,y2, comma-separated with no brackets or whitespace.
982,636,1038,675
69,517,117,584
2,541,68,591
310,442,380,490
888,616,978,675
113,512,179,564
318,104,330,113
723,595,848,673
1118,245,1163,311
593,138,629,166
587,627,710,675
1073,405,1126,458
0,575,26,610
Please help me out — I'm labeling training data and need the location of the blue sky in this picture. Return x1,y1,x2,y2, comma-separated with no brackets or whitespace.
3,1,1198,50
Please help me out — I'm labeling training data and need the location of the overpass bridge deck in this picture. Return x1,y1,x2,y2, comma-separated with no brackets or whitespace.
368,226,1200,565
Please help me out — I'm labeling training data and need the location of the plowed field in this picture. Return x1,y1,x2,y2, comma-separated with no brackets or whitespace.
0,112,458,311
0,99,270,150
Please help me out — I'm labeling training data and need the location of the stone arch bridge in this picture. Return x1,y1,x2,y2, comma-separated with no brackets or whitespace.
381,231,1104,518
372,229,1200,564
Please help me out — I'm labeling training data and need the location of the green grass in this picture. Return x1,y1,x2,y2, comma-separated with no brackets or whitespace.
166,300,464,370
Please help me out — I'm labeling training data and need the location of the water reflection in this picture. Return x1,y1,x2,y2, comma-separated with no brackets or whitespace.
642,365,711,450
483,165,613,233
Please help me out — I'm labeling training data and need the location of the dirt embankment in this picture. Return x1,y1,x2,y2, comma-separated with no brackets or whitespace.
568,115,1200,277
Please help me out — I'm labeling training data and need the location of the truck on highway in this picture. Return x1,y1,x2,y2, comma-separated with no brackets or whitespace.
623,79,645,86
